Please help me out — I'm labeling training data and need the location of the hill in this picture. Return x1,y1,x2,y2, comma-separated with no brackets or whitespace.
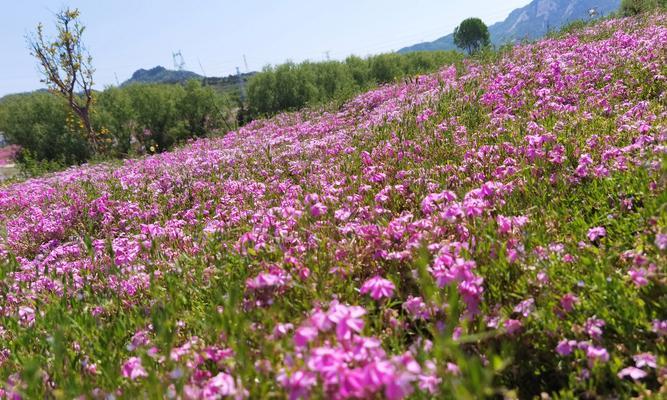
121,66,256,97
0,13,665,399
121,65,202,85
398,0,621,53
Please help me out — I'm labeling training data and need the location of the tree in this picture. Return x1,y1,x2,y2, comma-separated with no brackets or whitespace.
453,18,491,55
28,8,100,152
0,92,90,165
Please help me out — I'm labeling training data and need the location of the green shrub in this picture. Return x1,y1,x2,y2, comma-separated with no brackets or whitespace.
0,92,90,165
621,0,667,16
0,81,235,173
246,51,463,118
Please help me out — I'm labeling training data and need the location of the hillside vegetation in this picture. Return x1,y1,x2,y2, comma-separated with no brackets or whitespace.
246,51,463,119
0,51,461,174
0,13,665,399
0,81,236,173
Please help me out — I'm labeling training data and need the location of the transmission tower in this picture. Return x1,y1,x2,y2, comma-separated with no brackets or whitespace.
588,7,599,19
172,50,186,71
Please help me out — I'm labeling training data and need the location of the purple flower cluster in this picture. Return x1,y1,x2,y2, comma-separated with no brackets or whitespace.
0,13,665,398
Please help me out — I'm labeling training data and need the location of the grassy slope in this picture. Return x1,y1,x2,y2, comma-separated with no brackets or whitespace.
0,13,665,399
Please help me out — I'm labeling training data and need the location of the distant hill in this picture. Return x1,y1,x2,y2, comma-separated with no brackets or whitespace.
122,66,202,86
0,89,49,103
398,0,621,53
121,66,257,96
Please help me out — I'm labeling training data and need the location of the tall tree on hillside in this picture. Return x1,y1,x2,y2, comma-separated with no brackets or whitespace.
453,18,490,55
28,8,101,152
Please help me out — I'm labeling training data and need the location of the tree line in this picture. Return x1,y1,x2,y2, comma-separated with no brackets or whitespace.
6,1,661,175
245,51,463,119
0,81,235,173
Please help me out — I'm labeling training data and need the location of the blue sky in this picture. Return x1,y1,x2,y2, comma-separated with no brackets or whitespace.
1,0,531,96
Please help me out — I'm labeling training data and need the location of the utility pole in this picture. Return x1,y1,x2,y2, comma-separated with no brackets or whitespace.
236,66,246,102
324,50,330,61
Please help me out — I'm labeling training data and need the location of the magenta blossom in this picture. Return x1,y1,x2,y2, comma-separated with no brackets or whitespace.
633,353,657,369
327,303,366,341
294,326,319,348
310,202,328,218
586,346,609,365
618,367,647,380
587,226,606,242
504,319,522,335
556,339,577,356
513,298,535,317
202,372,241,398
360,276,396,300
277,370,317,400
629,267,649,287
560,293,579,313
585,317,605,340
121,357,147,380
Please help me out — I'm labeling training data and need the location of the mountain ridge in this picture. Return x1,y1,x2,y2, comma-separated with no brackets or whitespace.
398,0,621,53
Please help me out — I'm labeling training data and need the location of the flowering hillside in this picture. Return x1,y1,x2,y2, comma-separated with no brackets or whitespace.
0,14,666,399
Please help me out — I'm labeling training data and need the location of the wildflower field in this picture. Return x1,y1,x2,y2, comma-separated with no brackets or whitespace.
0,14,666,399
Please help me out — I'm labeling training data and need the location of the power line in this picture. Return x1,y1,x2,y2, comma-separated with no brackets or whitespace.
198,58,207,77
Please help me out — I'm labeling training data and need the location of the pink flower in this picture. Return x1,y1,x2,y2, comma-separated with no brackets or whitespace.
202,372,239,398
360,276,395,300
618,367,647,380
496,215,512,235
310,203,327,218
585,317,605,340
327,304,366,341
277,370,317,400
653,319,667,336
121,357,147,380
18,306,35,327
560,293,579,313
587,226,606,242
271,323,294,339
586,346,609,365
633,353,656,369
513,298,535,318
418,361,441,394
656,233,667,250
504,319,522,335
556,339,576,356
402,296,429,320
294,326,318,348
446,362,461,375
629,267,649,287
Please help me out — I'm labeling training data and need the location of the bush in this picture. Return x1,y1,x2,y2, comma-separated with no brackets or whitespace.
246,51,463,118
0,80,235,171
0,92,90,165
621,0,667,16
